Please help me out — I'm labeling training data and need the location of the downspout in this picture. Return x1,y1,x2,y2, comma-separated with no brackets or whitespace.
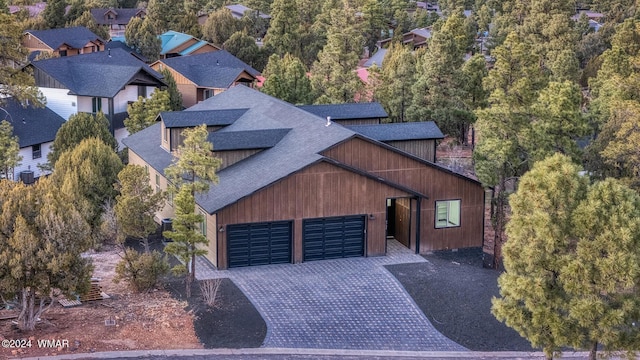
415,196,421,254
108,97,115,135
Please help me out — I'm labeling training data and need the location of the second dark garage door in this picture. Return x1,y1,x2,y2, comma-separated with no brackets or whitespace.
303,215,366,262
227,221,292,268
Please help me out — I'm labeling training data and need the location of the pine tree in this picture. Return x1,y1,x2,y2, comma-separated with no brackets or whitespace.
0,120,21,181
53,138,123,238
375,43,416,123
137,19,161,62
164,124,221,297
310,0,364,104
263,0,302,57
262,53,313,104
202,8,240,47
0,178,93,331
48,112,117,168
42,0,67,29
145,0,182,34
159,69,183,111
0,13,45,107
115,165,165,252
65,0,86,25
72,10,110,40
223,30,265,71
124,90,171,134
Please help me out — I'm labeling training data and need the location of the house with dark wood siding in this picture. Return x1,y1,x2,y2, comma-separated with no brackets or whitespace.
123,86,485,270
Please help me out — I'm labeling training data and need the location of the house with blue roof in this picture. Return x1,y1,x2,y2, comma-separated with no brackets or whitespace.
0,98,66,182
124,85,486,269
150,50,260,108
158,31,219,59
22,27,105,58
27,48,166,145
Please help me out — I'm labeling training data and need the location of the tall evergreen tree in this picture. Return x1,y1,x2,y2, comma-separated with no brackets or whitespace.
71,10,110,40
124,90,171,134
164,124,221,298
263,0,301,57
145,0,182,34
262,53,313,104
202,8,240,47
159,69,183,111
224,30,265,71
0,120,21,181
375,43,416,123
310,0,364,104
42,0,67,29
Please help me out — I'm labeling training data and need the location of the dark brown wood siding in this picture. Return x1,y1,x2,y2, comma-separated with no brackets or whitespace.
214,149,262,170
32,67,67,89
334,118,381,125
322,137,484,252
385,139,436,163
215,161,412,269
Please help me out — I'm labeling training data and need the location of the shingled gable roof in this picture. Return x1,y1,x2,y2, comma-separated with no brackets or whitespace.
347,122,444,141
30,48,164,98
297,102,388,120
208,128,291,151
124,85,356,214
1,99,66,148
160,109,249,128
157,50,260,88
91,8,145,26
25,27,104,50
158,31,219,56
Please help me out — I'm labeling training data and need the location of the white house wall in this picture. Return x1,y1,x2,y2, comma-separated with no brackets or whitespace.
39,88,78,120
14,142,53,181
113,85,156,113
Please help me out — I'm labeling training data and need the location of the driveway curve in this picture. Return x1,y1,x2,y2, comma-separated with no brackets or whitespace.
196,240,466,351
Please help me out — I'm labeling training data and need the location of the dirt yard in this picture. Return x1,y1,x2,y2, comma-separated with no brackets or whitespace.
0,246,202,358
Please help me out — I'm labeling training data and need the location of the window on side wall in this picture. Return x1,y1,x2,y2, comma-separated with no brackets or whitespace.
32,144,41,159
198,210,206,236
138,86,147,98
155,173,160,193
435,200,461,228
203,89,213,100
92,97,102,113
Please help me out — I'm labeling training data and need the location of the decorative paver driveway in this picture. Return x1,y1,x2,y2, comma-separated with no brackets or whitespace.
196,240,466,351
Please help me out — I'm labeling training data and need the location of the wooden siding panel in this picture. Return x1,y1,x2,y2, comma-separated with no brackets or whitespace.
322,137,485,253
386,140,436,163
334,118,381,125
215,149,262,170
215,161,411,269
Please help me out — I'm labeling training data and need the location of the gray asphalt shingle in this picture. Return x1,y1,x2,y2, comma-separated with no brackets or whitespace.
0,99,66,148
297,102,388,120
209,128,291,151
25,27,104,50
159,51,260,89
30,48,164,98
160,109,249,128
347,122,445,141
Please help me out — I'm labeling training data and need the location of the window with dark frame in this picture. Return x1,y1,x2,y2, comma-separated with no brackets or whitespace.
155,173,160,193
92,97,102,113
435,200,461,228
198,210,206,236
138,86,147,98
32,144,41,159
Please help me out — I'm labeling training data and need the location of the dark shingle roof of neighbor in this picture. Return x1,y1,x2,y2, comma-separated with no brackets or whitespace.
297,102,388,120
26,26,104,50
364,48,387,68
30,48,164,98
159,50,260,88
0,99,66,148
91,8,145,25
209,128,291,151
105,40,148,62
347,122,445,142
123,85,356,214
160,109,249,128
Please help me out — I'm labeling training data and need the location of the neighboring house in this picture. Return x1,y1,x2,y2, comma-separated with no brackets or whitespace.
158,31,219,59
379,27,432,49
363,48,387,68
27,48,166,145
150,50,260,108
297,103,388,125
8,2,46,18
91,8,146,37
23,27,105,58
0,98,66,182
346,122,444,163
124,85,485,270
225,4,270,19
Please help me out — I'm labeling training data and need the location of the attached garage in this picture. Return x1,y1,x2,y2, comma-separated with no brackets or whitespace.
303,215,366,262
227,221,292,268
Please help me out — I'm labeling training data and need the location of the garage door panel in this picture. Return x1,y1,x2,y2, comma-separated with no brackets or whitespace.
227,221,292,268
303,215,365,262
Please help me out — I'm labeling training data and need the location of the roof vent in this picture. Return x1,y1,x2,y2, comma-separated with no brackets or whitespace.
325,116,331,127
216,59,219,65
108,48,111,57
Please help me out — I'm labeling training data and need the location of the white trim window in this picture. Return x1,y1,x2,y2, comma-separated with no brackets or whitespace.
435,200,461,228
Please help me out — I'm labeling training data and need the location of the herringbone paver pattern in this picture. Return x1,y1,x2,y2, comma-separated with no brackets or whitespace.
195,240,466,351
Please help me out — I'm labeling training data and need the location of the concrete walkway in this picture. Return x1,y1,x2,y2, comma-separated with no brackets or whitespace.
196,240,465,351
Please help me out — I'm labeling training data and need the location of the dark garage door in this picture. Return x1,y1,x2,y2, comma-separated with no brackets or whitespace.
227,221,292,268
303,215,365,262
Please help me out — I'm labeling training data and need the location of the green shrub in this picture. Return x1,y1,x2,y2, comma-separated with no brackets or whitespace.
114,249,169,292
